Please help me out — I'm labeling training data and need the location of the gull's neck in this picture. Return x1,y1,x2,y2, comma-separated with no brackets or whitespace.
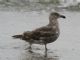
48,17,58,26
48,17,60,35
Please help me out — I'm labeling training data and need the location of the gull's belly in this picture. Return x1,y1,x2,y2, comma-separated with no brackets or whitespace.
31,33,59,44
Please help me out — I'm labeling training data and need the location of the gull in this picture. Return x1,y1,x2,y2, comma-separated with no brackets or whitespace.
12,12,66,57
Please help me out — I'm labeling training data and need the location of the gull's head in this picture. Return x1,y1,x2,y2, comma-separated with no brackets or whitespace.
49,12,66,20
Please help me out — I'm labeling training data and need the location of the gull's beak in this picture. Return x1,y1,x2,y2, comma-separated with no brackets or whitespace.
60,15,66,19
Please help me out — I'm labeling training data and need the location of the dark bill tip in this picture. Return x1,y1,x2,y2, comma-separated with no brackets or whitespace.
60,15,66,19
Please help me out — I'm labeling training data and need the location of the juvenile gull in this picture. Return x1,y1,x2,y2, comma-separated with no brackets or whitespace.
12,12,66,57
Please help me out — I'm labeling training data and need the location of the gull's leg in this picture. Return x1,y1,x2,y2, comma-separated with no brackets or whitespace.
44,44,48,57
25,43,32,50
28,43,33,53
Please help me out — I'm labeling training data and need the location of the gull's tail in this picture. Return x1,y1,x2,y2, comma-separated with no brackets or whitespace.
12,35,23,39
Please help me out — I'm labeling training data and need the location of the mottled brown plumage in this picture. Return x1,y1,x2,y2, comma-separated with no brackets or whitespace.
12,12,66,57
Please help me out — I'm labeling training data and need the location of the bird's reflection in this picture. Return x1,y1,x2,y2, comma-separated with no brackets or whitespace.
23,50,59,60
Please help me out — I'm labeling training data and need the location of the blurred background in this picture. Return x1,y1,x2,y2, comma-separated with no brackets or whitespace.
0,0,80,60
0,0,80,11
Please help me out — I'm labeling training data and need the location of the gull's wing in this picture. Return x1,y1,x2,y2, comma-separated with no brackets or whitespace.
30,26,56,40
